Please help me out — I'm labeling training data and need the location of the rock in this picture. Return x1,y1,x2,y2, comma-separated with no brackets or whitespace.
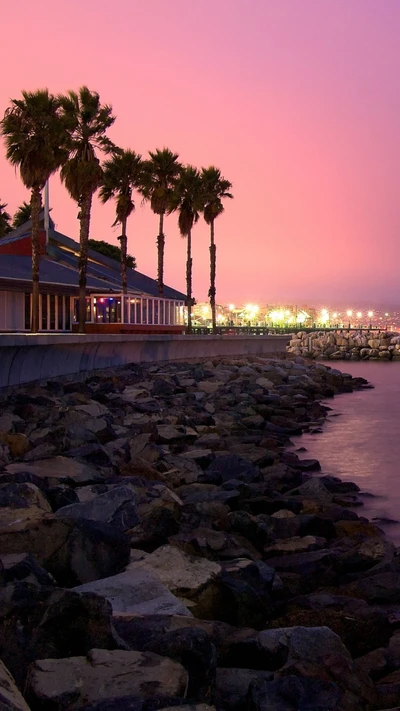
26,649,189,710
129,545,221,618
215,668,273,711
0,482,52,531
248,675,342,711
73,569,193,616
144,627,217,700
0,553,56,587
264,535,326,557
5,457,105,486
55,486,140,533
0,516,130,586
200,454,261,485
0,659,31,711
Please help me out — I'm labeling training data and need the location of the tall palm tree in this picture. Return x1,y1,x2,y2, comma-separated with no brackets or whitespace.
201,167,233,332
169,166,205,333
1,90,69,331
140,148,182,296
60,87,115,333
99,149,143,294
12,201,31,228
0,201,11,238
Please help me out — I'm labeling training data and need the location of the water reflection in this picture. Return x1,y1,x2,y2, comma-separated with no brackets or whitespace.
290,362,400,543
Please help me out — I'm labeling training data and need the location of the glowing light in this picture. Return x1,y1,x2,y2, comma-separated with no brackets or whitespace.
368,310,373,317
346,310,352,317
357,311,362,318
332,312,338,318
217,313,225,323
296,312,306,324
245,304,253,312
285,309,290,316
321,308,329,316
252,305,259,314
228,304,235,311
320,312,329,324
287,316,294,323
385,312,389,317
202,305,210,316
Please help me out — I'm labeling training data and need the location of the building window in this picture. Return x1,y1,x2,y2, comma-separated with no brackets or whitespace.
142,299,147,324
57,296,64,330
41,294,48,330
153,300,159,325
24,293,31,330
148,299,153,324
49,295,56,330
136,299,141,324
65,297,71,330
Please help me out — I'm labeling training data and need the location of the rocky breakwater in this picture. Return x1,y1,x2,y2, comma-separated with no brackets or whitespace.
0,356,397,710
288,329,400,361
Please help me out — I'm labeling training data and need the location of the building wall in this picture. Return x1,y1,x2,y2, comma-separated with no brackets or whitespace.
0,232,47,256
0,291,25,331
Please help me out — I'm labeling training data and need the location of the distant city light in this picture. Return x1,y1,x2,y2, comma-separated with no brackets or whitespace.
332,312,338,318
321,308,329,316
228,304,235,311
357,311,362,318
346,310,352,317
368,310,373,317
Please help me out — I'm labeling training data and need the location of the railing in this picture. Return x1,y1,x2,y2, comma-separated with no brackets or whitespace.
190,325,387,336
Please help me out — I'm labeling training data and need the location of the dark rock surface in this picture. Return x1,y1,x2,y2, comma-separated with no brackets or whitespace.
0,355,388,710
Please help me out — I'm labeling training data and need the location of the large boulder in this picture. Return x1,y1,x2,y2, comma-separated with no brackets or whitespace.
55,486,140,533
0,516,130,586
73,568,193,617
200,454,261,485
0,482,52,530
5,457,106,486
26,649,188,710
0,659,31,711
128,545,221,618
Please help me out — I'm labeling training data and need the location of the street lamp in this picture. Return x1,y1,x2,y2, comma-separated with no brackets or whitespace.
346,310,352,329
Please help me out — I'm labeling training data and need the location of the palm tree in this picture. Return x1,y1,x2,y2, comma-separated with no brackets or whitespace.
12,201,31,228
1,90,69,331
201,167,233,332
140,148,182,296
169,166,205,333
60,87,115,333
0,201,11,238
99,149,143,294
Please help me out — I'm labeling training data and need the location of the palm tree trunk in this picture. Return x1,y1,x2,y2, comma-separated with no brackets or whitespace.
186,229,192,334
120,217,128,295
209,220,217,333
78,191,92,334
157,212,165,296
30,187,42,333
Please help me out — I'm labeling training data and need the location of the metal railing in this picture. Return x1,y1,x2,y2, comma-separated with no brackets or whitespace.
190,325,387,336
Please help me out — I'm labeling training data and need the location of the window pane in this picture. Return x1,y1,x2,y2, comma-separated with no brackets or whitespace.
65,298,71,330
136,299,141,323
41,294,48,330
147,299,153,324
49,295,56,330
159,300,164,325
142,299,147,324
25,293,31,330
57,296,63,329
154,300,159,325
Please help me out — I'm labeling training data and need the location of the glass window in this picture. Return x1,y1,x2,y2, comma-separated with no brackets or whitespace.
169,301,174,324
147,299,153,324
24,293,31,330
65,297,71,330
142,299,147,324
159,300,164,325
57,296,63,330
49,295,56,330
129,299,136,324
136,299,142,324
154,300,159,325
41,294,48,330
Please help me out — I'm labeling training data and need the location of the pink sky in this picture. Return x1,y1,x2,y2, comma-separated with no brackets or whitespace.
1,0,400,306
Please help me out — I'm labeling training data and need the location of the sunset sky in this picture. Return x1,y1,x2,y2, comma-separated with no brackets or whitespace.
1,0,400,306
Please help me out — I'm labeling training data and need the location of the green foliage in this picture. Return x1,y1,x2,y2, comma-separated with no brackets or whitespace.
60,87,116,204
201,166,233,225
169,165,205,237
99,148,143,226
12,201,32,228
0,201,11,237
0,89,70,191
140,148,182,215
88,238,136,270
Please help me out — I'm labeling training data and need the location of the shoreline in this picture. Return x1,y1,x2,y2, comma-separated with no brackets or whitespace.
0,356,398,711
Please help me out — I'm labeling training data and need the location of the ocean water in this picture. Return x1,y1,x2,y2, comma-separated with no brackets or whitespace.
291,362,400,544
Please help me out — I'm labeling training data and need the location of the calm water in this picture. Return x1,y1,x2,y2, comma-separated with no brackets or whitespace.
291,362,400,544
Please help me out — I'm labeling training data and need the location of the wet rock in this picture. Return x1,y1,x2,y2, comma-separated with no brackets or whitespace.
0,553,56,587
5,456,106,486
215,668,273,711
200,454,261,485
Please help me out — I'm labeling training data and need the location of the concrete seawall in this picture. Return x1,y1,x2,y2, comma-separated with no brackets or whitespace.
0,333,289,388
